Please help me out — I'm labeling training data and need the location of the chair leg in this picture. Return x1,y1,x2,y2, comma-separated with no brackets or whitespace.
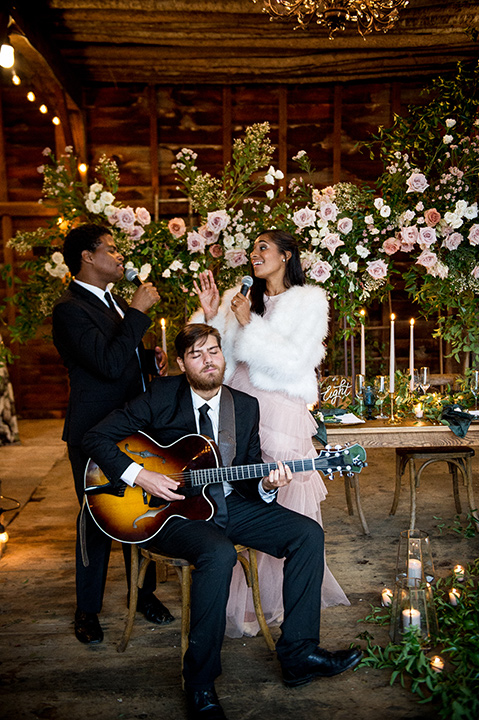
246,548,275,652
390,453,404,516
408,458,417,531
460,456,478,525
351,475,370,535
448,462,463,515
118,546,141,653
344,476,354,516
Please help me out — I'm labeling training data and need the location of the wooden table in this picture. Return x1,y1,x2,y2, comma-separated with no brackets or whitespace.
315,420,479,535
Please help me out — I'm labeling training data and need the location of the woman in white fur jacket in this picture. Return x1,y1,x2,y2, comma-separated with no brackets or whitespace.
192,229,349,638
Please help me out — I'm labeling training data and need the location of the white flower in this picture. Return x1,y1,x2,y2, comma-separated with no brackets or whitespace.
356,244,370,258
444,211,463,229
446,119,456,128
455,200,468,217
104,204,117,217
380,205,391,218
266,189,275,200
293,150,306,160
274,169,284,180
465,203,478,219
364,215,374,225
349,261,358,272
89,183,103,193
100,191,115,205
37,166,44,174
169,260,184,272
42,147,51,156
189,261,200,272
264,173,275,185
443,135,453,145
51,251,64,264
162,269,172,278
374,198,384,210
139,263,152,281
340,253,350,266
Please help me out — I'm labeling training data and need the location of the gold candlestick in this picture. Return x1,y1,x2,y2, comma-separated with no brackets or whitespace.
387,392,400,424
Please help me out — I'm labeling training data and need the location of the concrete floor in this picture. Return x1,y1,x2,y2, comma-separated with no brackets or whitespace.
0,419,478,720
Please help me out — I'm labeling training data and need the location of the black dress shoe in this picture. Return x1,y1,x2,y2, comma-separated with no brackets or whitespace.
185,687,227,720
282,646,362,687
136,594,174,625
74,610,104,644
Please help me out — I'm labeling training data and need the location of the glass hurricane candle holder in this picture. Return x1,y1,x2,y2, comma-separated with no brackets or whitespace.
395,529,435,585
389,577,438,644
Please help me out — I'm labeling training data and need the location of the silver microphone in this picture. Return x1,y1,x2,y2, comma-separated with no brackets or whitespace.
240,275,253,296
125,267,142,287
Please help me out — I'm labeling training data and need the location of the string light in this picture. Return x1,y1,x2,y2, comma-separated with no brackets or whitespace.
52,116,60,125
27,91,35,102
39,104,48,114
78,163,88,174
0,43,15,69
11,72,21,85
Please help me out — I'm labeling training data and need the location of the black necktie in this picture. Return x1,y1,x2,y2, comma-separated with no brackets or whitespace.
198,403,227,527
104,291,119,314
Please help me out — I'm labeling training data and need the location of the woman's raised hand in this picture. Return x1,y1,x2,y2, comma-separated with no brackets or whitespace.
193,270,220,322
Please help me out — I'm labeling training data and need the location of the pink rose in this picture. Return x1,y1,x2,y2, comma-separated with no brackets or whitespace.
318,202,338,223
442,232,462,251
415,249,438,268
135,207,151,226
323,232,344,255
309,260,333,283
382,237,401,255
424,208,441,227
116,207,136,229
209,244,223,258
366,259,388,279
468,224,479,246
400,226,419,251
127,225,145,240
292,206,317,229
187,231,207,254
406,173,429,193
322,186,336,200
107,208,120,225
168,217,186,238
418,226,437,249
206,210,230,233
198,224,219,245
472,266,479,280
224,248,248,268
337,217,353,235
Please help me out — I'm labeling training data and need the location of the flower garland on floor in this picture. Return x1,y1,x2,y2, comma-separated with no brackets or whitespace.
1,64,478,364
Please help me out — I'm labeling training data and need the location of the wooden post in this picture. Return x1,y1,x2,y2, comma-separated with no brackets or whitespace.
333,85,342,184
222,86,232,166
149,84,159,221
278,86,287,197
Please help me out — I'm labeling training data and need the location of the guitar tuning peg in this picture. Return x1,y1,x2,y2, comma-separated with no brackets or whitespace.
334,444,342,450
346,471,354,478
325,444,332,450
345,465,352,471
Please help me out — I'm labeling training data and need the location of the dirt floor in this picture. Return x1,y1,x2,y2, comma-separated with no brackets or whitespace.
0,419,478,720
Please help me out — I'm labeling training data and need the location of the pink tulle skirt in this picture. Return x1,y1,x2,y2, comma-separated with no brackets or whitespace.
225,363,350,638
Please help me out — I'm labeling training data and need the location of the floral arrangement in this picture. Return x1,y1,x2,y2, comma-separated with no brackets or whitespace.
1,64,478,365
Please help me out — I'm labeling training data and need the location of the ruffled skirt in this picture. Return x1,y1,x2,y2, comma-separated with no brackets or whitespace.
225,363,350,638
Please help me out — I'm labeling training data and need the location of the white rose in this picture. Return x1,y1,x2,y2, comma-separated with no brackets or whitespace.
380,205,391,218
364,215,374,225
374,198,384,210
444,212,463,229
443,135,453,144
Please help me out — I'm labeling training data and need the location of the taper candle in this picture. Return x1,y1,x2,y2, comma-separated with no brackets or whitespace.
409,318,415,391
160,318,167,354
360,309,366,377
389,314,396,393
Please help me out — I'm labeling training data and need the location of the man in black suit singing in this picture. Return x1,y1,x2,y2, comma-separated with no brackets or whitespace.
82,323,361,720
52,224,173,645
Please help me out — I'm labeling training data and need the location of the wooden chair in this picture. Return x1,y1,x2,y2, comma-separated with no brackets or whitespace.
389,446,477,530
118,544,275,660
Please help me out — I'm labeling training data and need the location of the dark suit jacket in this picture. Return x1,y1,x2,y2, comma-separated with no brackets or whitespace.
52,281,154,446
82,374,266,504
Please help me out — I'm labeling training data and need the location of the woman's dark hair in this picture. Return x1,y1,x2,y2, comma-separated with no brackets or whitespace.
62,224,112,276
175,323,222,360
249,229,305,315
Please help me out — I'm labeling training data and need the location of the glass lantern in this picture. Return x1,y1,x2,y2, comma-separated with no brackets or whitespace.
390,577,438,644
395,529,435,585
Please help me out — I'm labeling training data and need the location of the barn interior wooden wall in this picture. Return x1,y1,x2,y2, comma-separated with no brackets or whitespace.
0,0,477,418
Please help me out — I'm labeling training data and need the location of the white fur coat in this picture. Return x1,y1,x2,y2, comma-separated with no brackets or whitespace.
191,284,329,403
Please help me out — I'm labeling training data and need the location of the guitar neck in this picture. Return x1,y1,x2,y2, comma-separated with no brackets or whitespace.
190,458,316,487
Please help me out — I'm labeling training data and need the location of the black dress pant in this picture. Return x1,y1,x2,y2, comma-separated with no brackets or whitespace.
150,491,325,689
68,444,156,614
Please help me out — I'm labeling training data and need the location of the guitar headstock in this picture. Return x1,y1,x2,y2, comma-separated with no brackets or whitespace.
314,443,367,477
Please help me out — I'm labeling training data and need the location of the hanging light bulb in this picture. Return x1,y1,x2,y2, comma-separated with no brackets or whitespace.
78,162,88,174
11,72,21,85
0,43,14,69
27,91,35,102
52,116,60,125
39,104,48,114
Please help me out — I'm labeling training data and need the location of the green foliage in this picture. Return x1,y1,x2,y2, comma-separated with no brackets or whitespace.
357,559,479,720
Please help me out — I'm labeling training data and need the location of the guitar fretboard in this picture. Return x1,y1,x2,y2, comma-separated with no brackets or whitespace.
188,453,345,487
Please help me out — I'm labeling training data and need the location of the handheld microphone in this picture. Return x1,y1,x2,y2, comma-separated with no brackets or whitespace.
240,275,253,296
125,267,143,287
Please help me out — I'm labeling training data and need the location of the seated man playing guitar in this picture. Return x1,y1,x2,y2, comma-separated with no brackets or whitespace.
82,323,362,720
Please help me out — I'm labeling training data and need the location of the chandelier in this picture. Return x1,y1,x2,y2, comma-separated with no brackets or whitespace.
254,0,409,38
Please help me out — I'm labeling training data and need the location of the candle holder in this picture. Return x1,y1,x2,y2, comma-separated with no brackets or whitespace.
389,577,438,644
395,529,435,585
387,392,400,424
